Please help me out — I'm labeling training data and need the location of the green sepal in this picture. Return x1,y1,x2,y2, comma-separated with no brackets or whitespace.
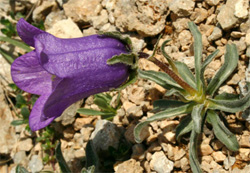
152,100,187,113
115,69,138,91
208,90,250,113
134,103,195,143
97,31,133,51
207,44,238,96
107,53,138,69
176,115,193,142
55,141,71,173
189,129,203,173
206,110,239,151
191,104,204,134
188,22,203,93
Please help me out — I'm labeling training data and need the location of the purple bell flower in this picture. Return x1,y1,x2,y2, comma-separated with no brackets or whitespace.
11,19,129,131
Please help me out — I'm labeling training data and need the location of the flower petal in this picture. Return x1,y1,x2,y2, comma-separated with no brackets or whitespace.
42,66,128,120
11,50,62,95
16,18,45,47
29,95,59,131
34,33,128,78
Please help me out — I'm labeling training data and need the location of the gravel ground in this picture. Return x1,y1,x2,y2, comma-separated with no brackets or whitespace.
0,0,250,172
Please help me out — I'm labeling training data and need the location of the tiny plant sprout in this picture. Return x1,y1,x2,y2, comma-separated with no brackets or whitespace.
134,22,250,172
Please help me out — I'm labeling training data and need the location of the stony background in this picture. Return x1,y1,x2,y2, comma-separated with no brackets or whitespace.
0,0,250,172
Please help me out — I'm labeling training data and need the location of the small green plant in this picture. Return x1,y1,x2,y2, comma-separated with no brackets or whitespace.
36,126,57,166
10,84,37,132
134,22,250,172
77,93,122,120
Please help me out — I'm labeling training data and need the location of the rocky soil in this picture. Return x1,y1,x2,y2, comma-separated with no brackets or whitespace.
0,0,250,172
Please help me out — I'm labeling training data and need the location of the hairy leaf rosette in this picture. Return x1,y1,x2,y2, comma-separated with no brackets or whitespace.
11,19,129,131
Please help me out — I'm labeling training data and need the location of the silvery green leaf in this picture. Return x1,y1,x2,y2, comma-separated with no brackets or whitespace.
175,61,196,89
16,165,29,173
152,100,187,113
191,104,204,134
134,103,195,143
160,39,178,73
208,91,250,113
207,44,238,96
176,115,193,142
206,110,239,151
189,129,203,173
201,49,219,88
138,69,184,91
0,36,32,52
188,22,203,93
55,141,71,173
214,92,239,101
165,88,189,102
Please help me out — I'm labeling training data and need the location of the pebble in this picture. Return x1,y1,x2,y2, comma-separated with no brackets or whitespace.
114,159,144,173
73,117,94,131
205,0,220,6
169,0,195,17
239,131,250,148
17,138,33,152
234,0,249,19
212,151,226,163
150,151,174,173
223,156,236,170
32,0,58,22
90,120,121,152
200,144,214,156
13,151,28,165
231,31,245,38
217,0,239,30
208,27,223,41
190,8,208,24
28,155,43,173
131,144,145,160
237,148,250,161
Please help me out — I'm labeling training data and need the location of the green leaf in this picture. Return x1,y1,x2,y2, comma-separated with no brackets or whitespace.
208,90,250,113
164,88,189,102
16,165,29,173
134,103,195,143
15,94,26,108
11,120,28,126
201,49,219,88
77,108,114,116
138,69,184,91
160,39,178,74
188,22,203,93
0,36,32,52
85,140,100,171
189,129,203,173
191,104,204,134
21,107,30,119
207,44,238,96
152,100,187,113
55,141,71,173
214,92,239,101
176,115,193,142
94,95,114,112
175,61,196,89
0,48,15,64
206,110,239,151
